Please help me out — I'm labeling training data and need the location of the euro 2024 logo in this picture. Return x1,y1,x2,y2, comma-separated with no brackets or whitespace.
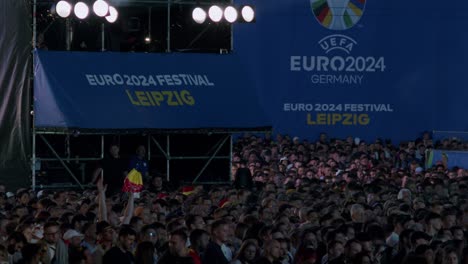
292,0,385,86
310,0,366,31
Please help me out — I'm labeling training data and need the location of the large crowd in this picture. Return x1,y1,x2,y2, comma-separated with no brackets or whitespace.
0,132,467,264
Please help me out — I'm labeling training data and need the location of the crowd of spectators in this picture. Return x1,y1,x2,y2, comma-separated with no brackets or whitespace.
0,132,467,264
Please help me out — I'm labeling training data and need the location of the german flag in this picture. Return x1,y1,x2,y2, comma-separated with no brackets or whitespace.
182,186,195,196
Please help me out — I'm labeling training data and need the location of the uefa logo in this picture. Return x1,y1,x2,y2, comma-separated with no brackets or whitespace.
310,0,366,30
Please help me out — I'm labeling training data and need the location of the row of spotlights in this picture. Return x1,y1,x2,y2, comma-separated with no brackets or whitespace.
55,0,118,23
192,5,255,24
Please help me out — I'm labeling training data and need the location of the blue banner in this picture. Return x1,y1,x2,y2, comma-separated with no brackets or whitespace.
234,0,468,141
430,150,468,170
34,51,270,131
432,131,468,142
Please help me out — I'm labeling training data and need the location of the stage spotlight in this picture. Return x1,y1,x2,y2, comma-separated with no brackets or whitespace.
105,6,118,23
241,5,255,22
56,0,72,18
208,5,223,22
74,2,89,19
93,0,109,17
145,37,151,43
192,7,207,24
224,6,238,23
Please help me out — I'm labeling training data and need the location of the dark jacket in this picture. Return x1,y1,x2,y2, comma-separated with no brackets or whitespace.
202,242,229,264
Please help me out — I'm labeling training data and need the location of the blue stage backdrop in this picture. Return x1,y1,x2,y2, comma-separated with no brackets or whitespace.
234,0,468,141
34,51,270,131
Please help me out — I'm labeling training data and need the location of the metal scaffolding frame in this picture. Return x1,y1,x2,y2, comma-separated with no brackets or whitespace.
149,133,232,184
32,132,105,190
30,130,267,190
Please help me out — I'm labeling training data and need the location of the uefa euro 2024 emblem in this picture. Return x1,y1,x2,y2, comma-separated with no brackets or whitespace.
310,0,366,30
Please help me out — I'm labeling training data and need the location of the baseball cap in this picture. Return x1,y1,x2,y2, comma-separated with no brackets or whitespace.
63,229,84,240
6,192,14,198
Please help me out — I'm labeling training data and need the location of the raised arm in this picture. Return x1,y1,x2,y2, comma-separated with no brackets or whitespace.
97,175,108,222
121,193,134,225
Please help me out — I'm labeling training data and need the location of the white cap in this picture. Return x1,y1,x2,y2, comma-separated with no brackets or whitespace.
63,229,84,240
6,192,14,198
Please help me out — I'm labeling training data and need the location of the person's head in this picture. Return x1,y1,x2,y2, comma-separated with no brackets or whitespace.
351,252,372,264
356,232,373,253
135,241,156,264
16,223,33,243
109,144,119,158
328,240,344,259
398,189,412,203
413,198,426,210
425,212,442,232
190,229,210,253
53,191,67,204
152,177,163,188
136,145,146,158
81,222,97,241
431,201,444,215
450,226,464,241
153,223,167,245
71,214,88,231
13,205,28,218
345,239,362,260
17,191,30,206
63,229,84,248
236,239,259,262
186,214,205,231
77,199,91,216
118,226,137,252
442,209,457,229
411,231,431,249
350,204,365,223
130,216,144,233
301,229,318,249
152,199,167,214
211,220,229,244
140,225,158,245
259,225,273,242
259,207,274,224
277,238,290,259
43,221,60,245
168,229,188,256
415,244,434,264
97,221,114,242
394,215,412,234
264,239,282,261
271,227,285,240
7,232,27,256
135,207,152,225
442,247,459,264
166,218,185,233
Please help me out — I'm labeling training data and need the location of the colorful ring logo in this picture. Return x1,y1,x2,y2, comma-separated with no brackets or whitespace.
310,0,366,30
